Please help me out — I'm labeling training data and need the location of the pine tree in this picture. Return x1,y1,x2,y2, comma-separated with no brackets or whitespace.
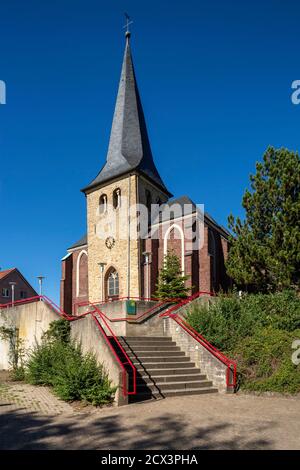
156,251,190,300
226,146,300,292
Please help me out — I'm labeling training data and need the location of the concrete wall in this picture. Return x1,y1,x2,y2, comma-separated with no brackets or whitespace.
163,316,232,393
0,301,59,370
77,300,164,337
71,315,127,406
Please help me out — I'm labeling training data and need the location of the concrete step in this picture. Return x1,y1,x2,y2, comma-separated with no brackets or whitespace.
131,387,218,402
136,379,213,392
121,336,172,343
136,373,207,383
127,350,185,358
132,356,190,364
135,367,200,376
122,344,178,352
134,361,195,370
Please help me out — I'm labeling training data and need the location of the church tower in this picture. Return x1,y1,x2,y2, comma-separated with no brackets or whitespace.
81,31,171,302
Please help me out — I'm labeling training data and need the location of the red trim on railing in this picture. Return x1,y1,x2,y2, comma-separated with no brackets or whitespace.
0,294,136,398
172,315,236,388
159,291,215,318
96,301,171,323
91,304,136,397
73,296,180,316
91,313,134,398
159,291,237,389
0,295,41,310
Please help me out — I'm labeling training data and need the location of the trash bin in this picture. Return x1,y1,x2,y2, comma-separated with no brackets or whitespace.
126,300,136,315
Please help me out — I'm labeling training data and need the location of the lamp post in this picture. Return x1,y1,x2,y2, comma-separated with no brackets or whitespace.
98,263,106,302
143,252,152,299
37,276,45,299
9,282,17,306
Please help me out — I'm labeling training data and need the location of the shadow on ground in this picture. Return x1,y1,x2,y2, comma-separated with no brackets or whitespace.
0,406,272,450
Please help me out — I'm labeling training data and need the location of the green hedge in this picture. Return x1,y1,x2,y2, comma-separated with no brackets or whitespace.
186,291,300,394
26,319,116,406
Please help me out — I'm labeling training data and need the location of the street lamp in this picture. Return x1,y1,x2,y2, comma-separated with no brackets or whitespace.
37,276,45,298
9,282,17,306
98,262,107,302
143,252,152,299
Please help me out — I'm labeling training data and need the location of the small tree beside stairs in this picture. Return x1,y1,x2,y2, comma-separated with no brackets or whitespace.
156,251,190,300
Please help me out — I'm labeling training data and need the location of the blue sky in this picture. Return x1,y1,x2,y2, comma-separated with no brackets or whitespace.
0,0,299,302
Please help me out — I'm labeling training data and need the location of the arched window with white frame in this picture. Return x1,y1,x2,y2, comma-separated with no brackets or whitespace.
163,223,185,274
106,268,119,298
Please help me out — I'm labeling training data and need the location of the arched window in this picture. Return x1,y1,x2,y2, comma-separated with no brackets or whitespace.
145,190,152,224
99,194,107,214
113,188,121,209
208,229,217,291
163,224,185,274
76,250,88,297
107,269,119,298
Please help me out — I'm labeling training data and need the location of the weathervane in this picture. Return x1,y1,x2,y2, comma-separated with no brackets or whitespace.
123,13,133,37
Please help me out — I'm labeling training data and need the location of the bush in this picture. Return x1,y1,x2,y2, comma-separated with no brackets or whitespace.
186,291,300,394
186,290,300,352
235,328,300,394
26,320,116,406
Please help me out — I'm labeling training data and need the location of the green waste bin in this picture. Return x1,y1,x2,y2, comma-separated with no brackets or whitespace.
126,300,136,315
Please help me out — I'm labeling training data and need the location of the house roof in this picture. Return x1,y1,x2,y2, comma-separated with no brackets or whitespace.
0,268,38,295
0,268,15,280
81,33,171,196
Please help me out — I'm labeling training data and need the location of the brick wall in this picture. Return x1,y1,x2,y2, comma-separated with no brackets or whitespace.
0,270,37,305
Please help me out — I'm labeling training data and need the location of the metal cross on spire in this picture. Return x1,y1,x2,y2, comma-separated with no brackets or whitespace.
123,13,133,37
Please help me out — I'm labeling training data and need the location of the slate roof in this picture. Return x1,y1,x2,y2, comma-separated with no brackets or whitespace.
159,196,231,238
68,235,87,251
81,34,171,196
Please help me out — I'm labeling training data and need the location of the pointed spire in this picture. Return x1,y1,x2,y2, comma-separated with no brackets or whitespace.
82,32,171,195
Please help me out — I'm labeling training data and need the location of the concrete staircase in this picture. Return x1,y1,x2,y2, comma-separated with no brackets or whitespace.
115,336,218,402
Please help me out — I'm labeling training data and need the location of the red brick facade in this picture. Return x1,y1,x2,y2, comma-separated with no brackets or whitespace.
60,247,88,314
61,214,230,314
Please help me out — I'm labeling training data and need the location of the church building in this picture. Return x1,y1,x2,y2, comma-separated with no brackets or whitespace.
60,31,231,315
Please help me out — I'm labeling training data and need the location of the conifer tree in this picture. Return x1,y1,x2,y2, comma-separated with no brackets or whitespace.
226,146,300,291
156,251,190,300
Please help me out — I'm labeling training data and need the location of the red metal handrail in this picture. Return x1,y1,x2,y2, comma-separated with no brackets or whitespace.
159,291,214,318
86,300,172,324
0,294,136,397
0,295,73,320
159,292,237,389
172,315,236,388
73,295,180,316
0,295,41,310
91,304,136,397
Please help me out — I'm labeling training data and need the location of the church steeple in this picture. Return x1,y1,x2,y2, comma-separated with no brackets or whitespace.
82,32,171,196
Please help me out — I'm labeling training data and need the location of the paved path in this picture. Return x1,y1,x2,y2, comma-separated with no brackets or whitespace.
0,381,73,415
0,381,299,450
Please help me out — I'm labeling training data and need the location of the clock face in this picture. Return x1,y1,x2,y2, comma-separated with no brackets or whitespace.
105,236,115,249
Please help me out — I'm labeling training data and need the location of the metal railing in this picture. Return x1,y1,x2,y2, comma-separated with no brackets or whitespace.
159,292,237,389
91,303,136,397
